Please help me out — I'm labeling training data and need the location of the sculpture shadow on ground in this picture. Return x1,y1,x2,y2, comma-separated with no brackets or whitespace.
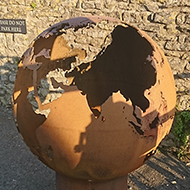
128,149,190,190
0,106,55,190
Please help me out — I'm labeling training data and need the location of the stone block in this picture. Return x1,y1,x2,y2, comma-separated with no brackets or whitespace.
0,88,5,96
165,41,180,51
81,1,95,9
176,13,186,25
186,14,190,24
117,2,130,10
0,74,8,82
94,2,102,10
178,95,190,111
153,12,177,24
167,57,187,74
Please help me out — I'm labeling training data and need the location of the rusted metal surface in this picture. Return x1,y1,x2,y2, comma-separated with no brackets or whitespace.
12,16,176,181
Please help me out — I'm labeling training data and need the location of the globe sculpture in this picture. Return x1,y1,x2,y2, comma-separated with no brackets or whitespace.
12,16,176,189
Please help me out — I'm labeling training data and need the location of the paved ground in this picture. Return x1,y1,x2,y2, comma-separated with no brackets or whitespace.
0,106,190,190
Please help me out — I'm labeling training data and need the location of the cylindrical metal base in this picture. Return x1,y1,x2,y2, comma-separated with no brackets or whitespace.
56,173,128,190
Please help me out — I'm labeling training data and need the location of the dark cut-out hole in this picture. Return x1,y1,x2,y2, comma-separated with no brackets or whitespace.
101,116,106,122
91,108,101,118
66,25,156,118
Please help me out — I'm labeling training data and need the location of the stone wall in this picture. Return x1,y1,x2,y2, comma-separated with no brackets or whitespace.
0,0,190,110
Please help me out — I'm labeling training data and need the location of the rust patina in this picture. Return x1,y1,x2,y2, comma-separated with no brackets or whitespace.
12,16,176,181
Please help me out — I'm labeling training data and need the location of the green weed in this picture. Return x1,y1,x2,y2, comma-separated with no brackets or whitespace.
30,2,37,9
172,110,190,146
14,57,20,65
172,110,190,159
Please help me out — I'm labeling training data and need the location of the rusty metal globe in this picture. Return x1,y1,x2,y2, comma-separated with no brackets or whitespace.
12,16,176,181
